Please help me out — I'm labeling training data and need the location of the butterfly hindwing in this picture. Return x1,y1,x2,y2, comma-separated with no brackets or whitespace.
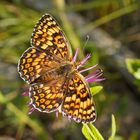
62,72,96,123
29,77,66,113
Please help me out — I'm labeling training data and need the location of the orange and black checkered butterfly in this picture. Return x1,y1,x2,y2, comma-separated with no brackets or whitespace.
18,14,97,123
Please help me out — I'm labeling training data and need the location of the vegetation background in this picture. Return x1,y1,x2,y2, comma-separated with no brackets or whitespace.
0,0,140,140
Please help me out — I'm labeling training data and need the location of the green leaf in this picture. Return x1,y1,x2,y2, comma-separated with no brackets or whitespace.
108,114,116,140
82,124,93,140
90,86,103,96
82,123,104,140
89,123,104,140
0,91,8,103
125,58,140,80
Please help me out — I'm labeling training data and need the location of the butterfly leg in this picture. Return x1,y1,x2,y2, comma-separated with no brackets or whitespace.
72,48,79,62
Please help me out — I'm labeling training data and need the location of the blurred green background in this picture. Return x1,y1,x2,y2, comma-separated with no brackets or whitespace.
0,0,140,140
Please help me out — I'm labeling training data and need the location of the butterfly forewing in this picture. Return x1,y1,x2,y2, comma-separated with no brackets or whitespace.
31,14,72,60
62,72,96,123
18,47,61,84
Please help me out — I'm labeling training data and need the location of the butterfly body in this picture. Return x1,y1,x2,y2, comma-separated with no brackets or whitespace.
56,62,74,76
33,62,73,83
18,14,96,123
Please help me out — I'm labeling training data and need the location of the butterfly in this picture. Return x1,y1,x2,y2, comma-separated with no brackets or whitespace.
18,14,97,123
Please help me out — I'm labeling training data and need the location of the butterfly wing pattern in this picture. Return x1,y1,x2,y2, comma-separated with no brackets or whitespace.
29,77,66,113
18,14,72,84
62,72,96,123
18,47,61,84
18,14,97,123
31,14,72,60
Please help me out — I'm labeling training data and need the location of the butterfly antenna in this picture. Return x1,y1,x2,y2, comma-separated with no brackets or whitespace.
82,35,90,54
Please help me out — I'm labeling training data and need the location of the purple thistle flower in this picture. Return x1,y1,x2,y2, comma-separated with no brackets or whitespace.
77,54,91,69
85,69,105,83
55,110,59,118
28,107,35,115
72,48,79,62
22,91,29,96
75,49,104,83
79,64,98,73
72,48,104,84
